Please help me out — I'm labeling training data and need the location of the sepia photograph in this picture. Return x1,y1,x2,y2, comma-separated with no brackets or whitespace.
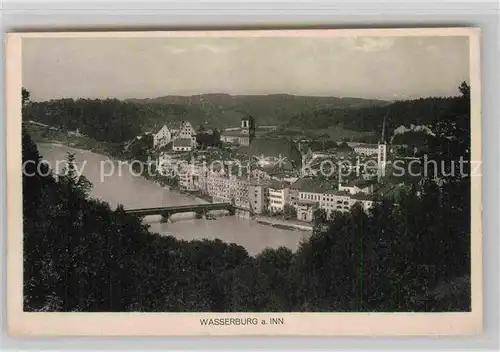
6,28,481,336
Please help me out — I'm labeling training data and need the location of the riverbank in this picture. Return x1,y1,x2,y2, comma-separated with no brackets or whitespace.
26,122,123,159
254,216,313,231
35,136,211,207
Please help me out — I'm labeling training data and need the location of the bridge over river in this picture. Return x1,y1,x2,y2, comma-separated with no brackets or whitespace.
124,202,241,221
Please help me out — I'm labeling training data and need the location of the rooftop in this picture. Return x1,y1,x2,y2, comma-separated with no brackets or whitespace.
243,138,302,168
291,177,335,193
324,190,351,197
173,138,193,147
221,130,248,137
157,141,174,152
267,179,290,190
342,178,377,188
297,199,320,206
154,120,194,134
375,183,412,202
354,143,379,149
350,193,375,201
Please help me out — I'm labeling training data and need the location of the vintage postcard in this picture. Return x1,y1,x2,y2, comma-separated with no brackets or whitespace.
6,28,481,336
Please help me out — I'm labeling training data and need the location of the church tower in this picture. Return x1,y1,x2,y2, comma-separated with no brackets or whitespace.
240,116,256,147
377,115,387,182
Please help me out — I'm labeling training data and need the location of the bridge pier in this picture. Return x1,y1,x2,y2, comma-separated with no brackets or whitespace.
160,211,171,223
195,210,204,219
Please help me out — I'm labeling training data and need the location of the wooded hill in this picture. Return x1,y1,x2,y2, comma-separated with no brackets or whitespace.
23,91,465,147
284,96,464,134
128,93,387,127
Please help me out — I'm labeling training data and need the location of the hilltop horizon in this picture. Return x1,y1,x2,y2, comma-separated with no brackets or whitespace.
28,90,467,104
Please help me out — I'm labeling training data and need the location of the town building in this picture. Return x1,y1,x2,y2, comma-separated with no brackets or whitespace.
220,117,255,147
248,184,268,215
153,125,172,149
319,190,374,217
320,190,352,216
173,138,193,152
177,121,197,148
353,143,379,156
349,193,375,212
157,151,182,174
178,165,197,191
267,180,290,213
290,177,334,208
207,174,232,203
338,178,377,195
296,199,319,222
231,177,251,210
288,176,377,222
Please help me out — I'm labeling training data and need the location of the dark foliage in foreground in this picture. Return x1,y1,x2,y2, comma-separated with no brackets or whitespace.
23,84,471,312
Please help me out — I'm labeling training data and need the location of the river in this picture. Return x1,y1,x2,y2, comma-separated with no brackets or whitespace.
37,143,311,256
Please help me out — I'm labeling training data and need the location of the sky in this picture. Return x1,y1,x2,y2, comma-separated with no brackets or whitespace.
22,35,470,102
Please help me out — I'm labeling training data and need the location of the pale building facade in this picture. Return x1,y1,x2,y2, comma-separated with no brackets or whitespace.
268,183,290,213
157,151,182,175
248,184,268,215
153,125,172,149
338,179,376,195
353,144,379,156
296,200,319,222
177,121,197,148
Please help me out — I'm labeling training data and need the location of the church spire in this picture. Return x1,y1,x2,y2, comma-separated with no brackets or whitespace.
377,109,389,182
380,114,387,144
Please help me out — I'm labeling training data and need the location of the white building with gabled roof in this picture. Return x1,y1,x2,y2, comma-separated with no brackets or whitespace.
153,125,172,149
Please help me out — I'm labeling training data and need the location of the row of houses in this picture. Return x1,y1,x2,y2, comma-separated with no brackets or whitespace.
156,139,408,223
166,157,381,222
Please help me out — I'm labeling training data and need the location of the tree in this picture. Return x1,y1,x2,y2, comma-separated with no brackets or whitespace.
22,87,31,107
458,81,470,100
59,152,92,198
283,204,297,220
312,208,328,235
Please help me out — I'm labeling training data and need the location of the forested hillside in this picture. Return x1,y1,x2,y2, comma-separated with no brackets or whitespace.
128,93,386,127
284,96,464,134
23,98,207,143
23,92,464,147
